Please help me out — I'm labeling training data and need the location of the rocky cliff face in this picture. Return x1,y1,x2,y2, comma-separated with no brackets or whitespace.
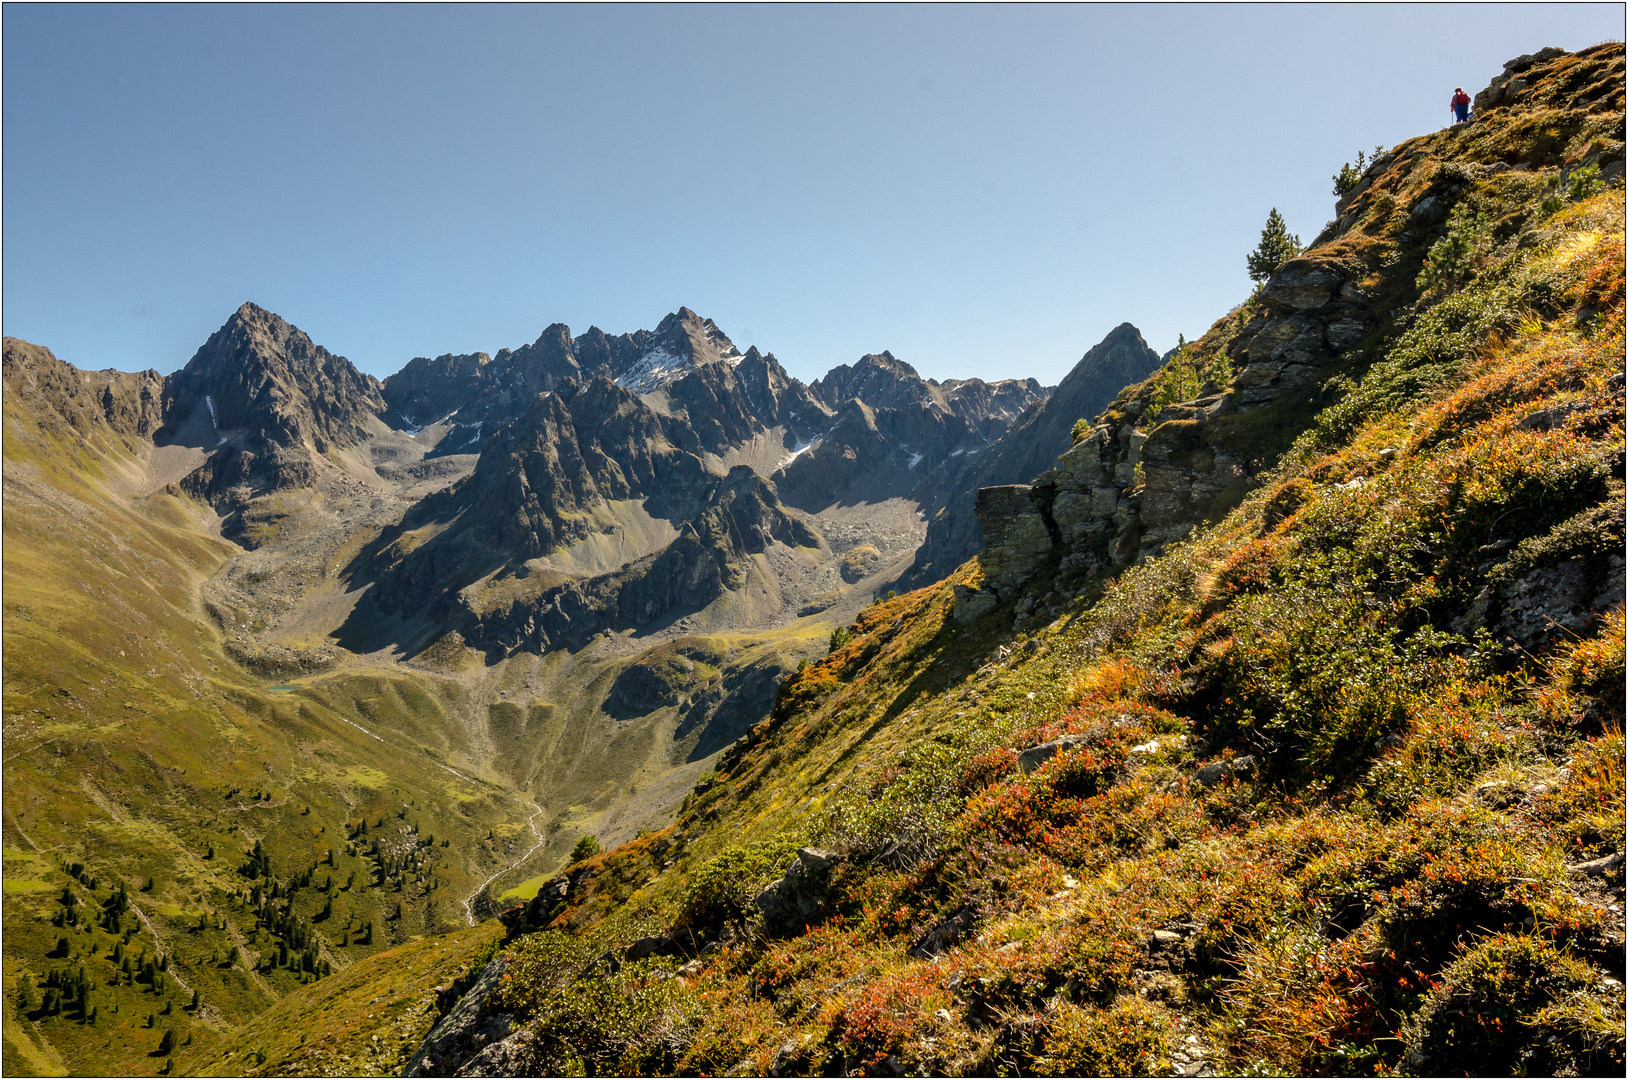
156,302,386,511
733,347,835,441
958,43,1626,632
903,322,1161,589
660,358,772,456
455,466,818,657
771,397,973,511
163,301,384,453
382,351,493,427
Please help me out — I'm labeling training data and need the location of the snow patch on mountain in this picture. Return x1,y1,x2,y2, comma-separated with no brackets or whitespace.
616,348,691,393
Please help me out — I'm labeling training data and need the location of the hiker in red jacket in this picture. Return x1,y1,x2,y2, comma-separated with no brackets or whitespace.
1451,87,1472,124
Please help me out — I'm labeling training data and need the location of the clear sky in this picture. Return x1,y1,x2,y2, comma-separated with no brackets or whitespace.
3,4,1621,386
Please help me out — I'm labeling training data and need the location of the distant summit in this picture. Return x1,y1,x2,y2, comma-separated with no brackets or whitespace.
615,307,742,393
164,301,384,454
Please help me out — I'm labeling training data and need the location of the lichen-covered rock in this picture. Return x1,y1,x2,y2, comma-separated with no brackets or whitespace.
403,955,517,1077
755,847,843,934
1017,734,1087,775
972,484,1055,595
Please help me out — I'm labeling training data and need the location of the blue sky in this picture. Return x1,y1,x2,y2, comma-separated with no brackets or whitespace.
3,4,1621,385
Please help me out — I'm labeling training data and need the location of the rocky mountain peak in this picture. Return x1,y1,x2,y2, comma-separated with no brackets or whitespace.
165,301,384,454
812,350,940,413
617,308,743,393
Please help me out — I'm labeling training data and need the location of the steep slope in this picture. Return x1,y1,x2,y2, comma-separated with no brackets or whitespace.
901,323,1162,589
772,398,975,511
953,42,1625,632
362,44,1625,1080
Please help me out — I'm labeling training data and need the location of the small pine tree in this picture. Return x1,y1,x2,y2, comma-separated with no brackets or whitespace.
1246,208,1303,282
189,988,200,1011
158,1028,176,1054
571,835,601,862
16,979,35,1016
1417,203,1490,292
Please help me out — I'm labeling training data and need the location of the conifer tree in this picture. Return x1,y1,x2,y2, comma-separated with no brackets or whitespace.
158,1027,176,1054
1246,208,1303,282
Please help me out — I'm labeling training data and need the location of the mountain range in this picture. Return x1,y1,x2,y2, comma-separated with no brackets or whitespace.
1,281,1162,1073
3,41,1622,1079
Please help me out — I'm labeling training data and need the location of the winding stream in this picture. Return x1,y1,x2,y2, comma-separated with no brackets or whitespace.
461,802,548,926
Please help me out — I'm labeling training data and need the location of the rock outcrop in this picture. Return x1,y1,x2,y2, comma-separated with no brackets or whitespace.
954,43,1627,630
734,347,834,442
904,323,1161,589
755,848,843,934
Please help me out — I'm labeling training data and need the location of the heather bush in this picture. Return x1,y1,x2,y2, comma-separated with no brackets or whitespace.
675,840,799,929
1402,934,1623,1075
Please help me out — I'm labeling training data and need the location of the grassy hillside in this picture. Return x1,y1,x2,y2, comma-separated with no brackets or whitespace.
429,44,1626,1077
177,920,503,1076
1,373,545,1073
